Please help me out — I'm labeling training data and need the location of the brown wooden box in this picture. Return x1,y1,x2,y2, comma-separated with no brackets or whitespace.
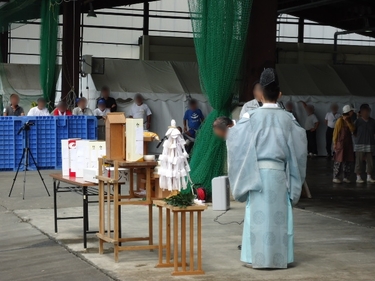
105,113,126,160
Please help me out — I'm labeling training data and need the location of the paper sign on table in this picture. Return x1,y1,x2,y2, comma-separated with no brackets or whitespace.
126,118,144,162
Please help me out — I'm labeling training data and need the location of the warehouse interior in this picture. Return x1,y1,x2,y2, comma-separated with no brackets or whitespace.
0,1,375,280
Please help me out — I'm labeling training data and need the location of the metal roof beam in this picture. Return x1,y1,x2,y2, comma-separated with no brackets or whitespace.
278,0,344,14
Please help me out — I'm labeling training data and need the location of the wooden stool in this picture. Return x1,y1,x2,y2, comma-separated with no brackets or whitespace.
97,159,158,262
153,200,207,276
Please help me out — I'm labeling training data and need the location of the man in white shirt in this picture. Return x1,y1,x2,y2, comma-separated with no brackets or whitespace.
93,99,111,119
325,103,340,157
129,94,152,130
72,97,93,116
27,98,50,116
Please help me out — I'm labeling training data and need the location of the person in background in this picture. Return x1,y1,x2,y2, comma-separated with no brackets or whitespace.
351,104,358,123
98,86,117,112
354,104,375,184
332,105,356,183
129,93,152,130
3,93,24,116
285,101,298,122
53,101,72,116
239,81,263,119
213,116,234,139
183,99,205,138
325,103,340,158
27,98,50,116
301,102,319,157
72,97,93,116
93,99,111,119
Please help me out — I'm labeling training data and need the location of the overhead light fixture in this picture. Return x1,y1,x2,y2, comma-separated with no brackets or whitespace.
364,18,372,33
87,2,97,18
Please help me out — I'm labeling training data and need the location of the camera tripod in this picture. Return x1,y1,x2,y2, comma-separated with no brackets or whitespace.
9,122,50,200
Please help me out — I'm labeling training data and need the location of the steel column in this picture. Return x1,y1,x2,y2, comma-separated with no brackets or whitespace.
298,17,304,43
143,1,150,36
62,0,81,102
241,0,278,102
0,30,8,63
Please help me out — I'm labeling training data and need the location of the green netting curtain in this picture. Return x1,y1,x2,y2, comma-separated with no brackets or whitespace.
40,0,60,111
186,0,253,195
0,0,60,112
0,0,43,112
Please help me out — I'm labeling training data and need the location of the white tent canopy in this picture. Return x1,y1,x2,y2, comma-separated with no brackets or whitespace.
0,64,44,112
4,61,375,156
91,59,203,96
277,64,375,156
79,59,210,154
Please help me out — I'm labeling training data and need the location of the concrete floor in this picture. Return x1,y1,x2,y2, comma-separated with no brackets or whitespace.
0,206,112,281
0,158,375,281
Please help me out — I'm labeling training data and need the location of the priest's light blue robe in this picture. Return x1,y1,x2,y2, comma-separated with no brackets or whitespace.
227,105,307,269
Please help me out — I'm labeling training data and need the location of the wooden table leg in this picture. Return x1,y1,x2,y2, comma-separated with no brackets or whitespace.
181,212,186,271
166,209,171,264
129,168,134,197
118,185,122,246
158,206,163,265
189,211,194,272
98,158,104,254
303,180,312,198
98,180,104,254
197,211,202,272
53,179,58,233
83,186,88,249
114,161,119,262
114,183,119,262
146,167,153,250
149,203,153,251
107,182,111,238
173,211,178,274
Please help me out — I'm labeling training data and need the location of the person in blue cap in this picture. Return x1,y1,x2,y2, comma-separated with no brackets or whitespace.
72,97,93,116
93,98,110,119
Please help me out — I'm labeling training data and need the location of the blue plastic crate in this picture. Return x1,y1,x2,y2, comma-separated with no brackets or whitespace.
35,116,57,169
0,116,98,171
67,116,97,139
0,117,18,171
86,117,98,139
55,117,69,168
13,117,26,171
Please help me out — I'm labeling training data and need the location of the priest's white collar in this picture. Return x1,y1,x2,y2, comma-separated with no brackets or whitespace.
262,103,279,108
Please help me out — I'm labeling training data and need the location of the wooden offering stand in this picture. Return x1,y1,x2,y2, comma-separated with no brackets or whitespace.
96,158,158,262
105,113,126,160
153,200,207,276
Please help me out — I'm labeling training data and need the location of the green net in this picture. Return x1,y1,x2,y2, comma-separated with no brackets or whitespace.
0,0,60,113
40,0,60,111
0,0,43,113
185,0,253,195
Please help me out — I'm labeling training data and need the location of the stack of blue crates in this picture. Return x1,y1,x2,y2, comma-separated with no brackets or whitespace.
0,117,18,171
0,116,97,171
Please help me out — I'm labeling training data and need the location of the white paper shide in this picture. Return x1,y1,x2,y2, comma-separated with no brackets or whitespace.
158,119,191,191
